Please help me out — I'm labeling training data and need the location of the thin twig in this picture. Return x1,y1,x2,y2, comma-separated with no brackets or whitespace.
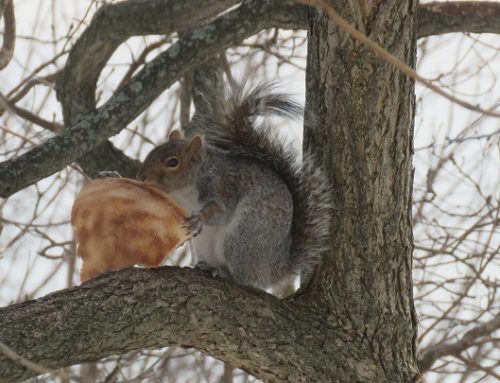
419,311,500,372
0,92,64,132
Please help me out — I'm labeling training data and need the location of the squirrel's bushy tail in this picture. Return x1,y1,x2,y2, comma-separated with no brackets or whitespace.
290,154,332,284
191,81,332,286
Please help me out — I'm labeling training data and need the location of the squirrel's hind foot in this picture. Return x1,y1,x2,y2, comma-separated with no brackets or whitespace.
195,261,233,282
195,261,215,273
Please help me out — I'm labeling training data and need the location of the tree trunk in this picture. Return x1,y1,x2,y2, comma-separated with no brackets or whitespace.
0,1,423,382
302,1,418,380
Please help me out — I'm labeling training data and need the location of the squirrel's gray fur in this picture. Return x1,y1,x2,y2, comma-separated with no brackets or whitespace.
184,81,332,289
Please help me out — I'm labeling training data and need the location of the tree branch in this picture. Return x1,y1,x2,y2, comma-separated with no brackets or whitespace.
56,0,241,178
56,0,307,179
0,0,5,18
418,2,500,38
419,312,500,372
2,0,498,197
300,0,500,119
0,93,63,132
0,0,15,70
0,267,379,383
0,0,309,198
56,0,242,124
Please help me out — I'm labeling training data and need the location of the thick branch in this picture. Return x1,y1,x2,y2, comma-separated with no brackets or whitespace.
419,312,500,372
282,1,500,38
57,0,240,120
0,0,6,18
56,0,240,178
418,2,500,38
0,0,307,198
57,0,305,178
0,267,379,383
0,0,15,70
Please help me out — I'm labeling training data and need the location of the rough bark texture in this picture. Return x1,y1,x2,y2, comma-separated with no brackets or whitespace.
0,267,382,383
302,0,418,381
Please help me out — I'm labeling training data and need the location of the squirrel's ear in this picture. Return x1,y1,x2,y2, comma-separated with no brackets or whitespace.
187,135,203,162
169,130,181,142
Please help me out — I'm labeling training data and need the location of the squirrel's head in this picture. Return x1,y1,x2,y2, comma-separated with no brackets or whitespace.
138,130,204,191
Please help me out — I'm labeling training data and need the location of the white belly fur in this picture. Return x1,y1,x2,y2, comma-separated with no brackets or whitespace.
190,225,227,266
170,187,226,267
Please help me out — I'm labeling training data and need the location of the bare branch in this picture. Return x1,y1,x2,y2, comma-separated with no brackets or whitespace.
0,0,15,70
0,0,309,198
419,312,500,372
0,0,6,18
418,2,500,38
57,0,307,179
55,0,242,178
267,1,500,38
0,92,63,132
298,0,500,119
57,0,241,120
0,267,375,383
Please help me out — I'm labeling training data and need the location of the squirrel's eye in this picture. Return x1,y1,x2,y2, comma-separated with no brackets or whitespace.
165,157,179,167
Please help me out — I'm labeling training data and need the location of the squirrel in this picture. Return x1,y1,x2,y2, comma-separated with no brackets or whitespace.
138,82,331,290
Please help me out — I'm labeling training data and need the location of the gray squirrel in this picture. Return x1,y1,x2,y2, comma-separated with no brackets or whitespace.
138,82,331,290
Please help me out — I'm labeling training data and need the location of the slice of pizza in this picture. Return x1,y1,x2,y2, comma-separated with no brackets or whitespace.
71,177,191,282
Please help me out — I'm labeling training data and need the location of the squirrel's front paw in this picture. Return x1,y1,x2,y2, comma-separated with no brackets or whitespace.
195,262,233,281
183,213,203,237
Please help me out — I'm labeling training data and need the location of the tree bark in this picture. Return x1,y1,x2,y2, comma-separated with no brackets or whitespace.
0,267,386,383
418,2,500,38
302,0,418,380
